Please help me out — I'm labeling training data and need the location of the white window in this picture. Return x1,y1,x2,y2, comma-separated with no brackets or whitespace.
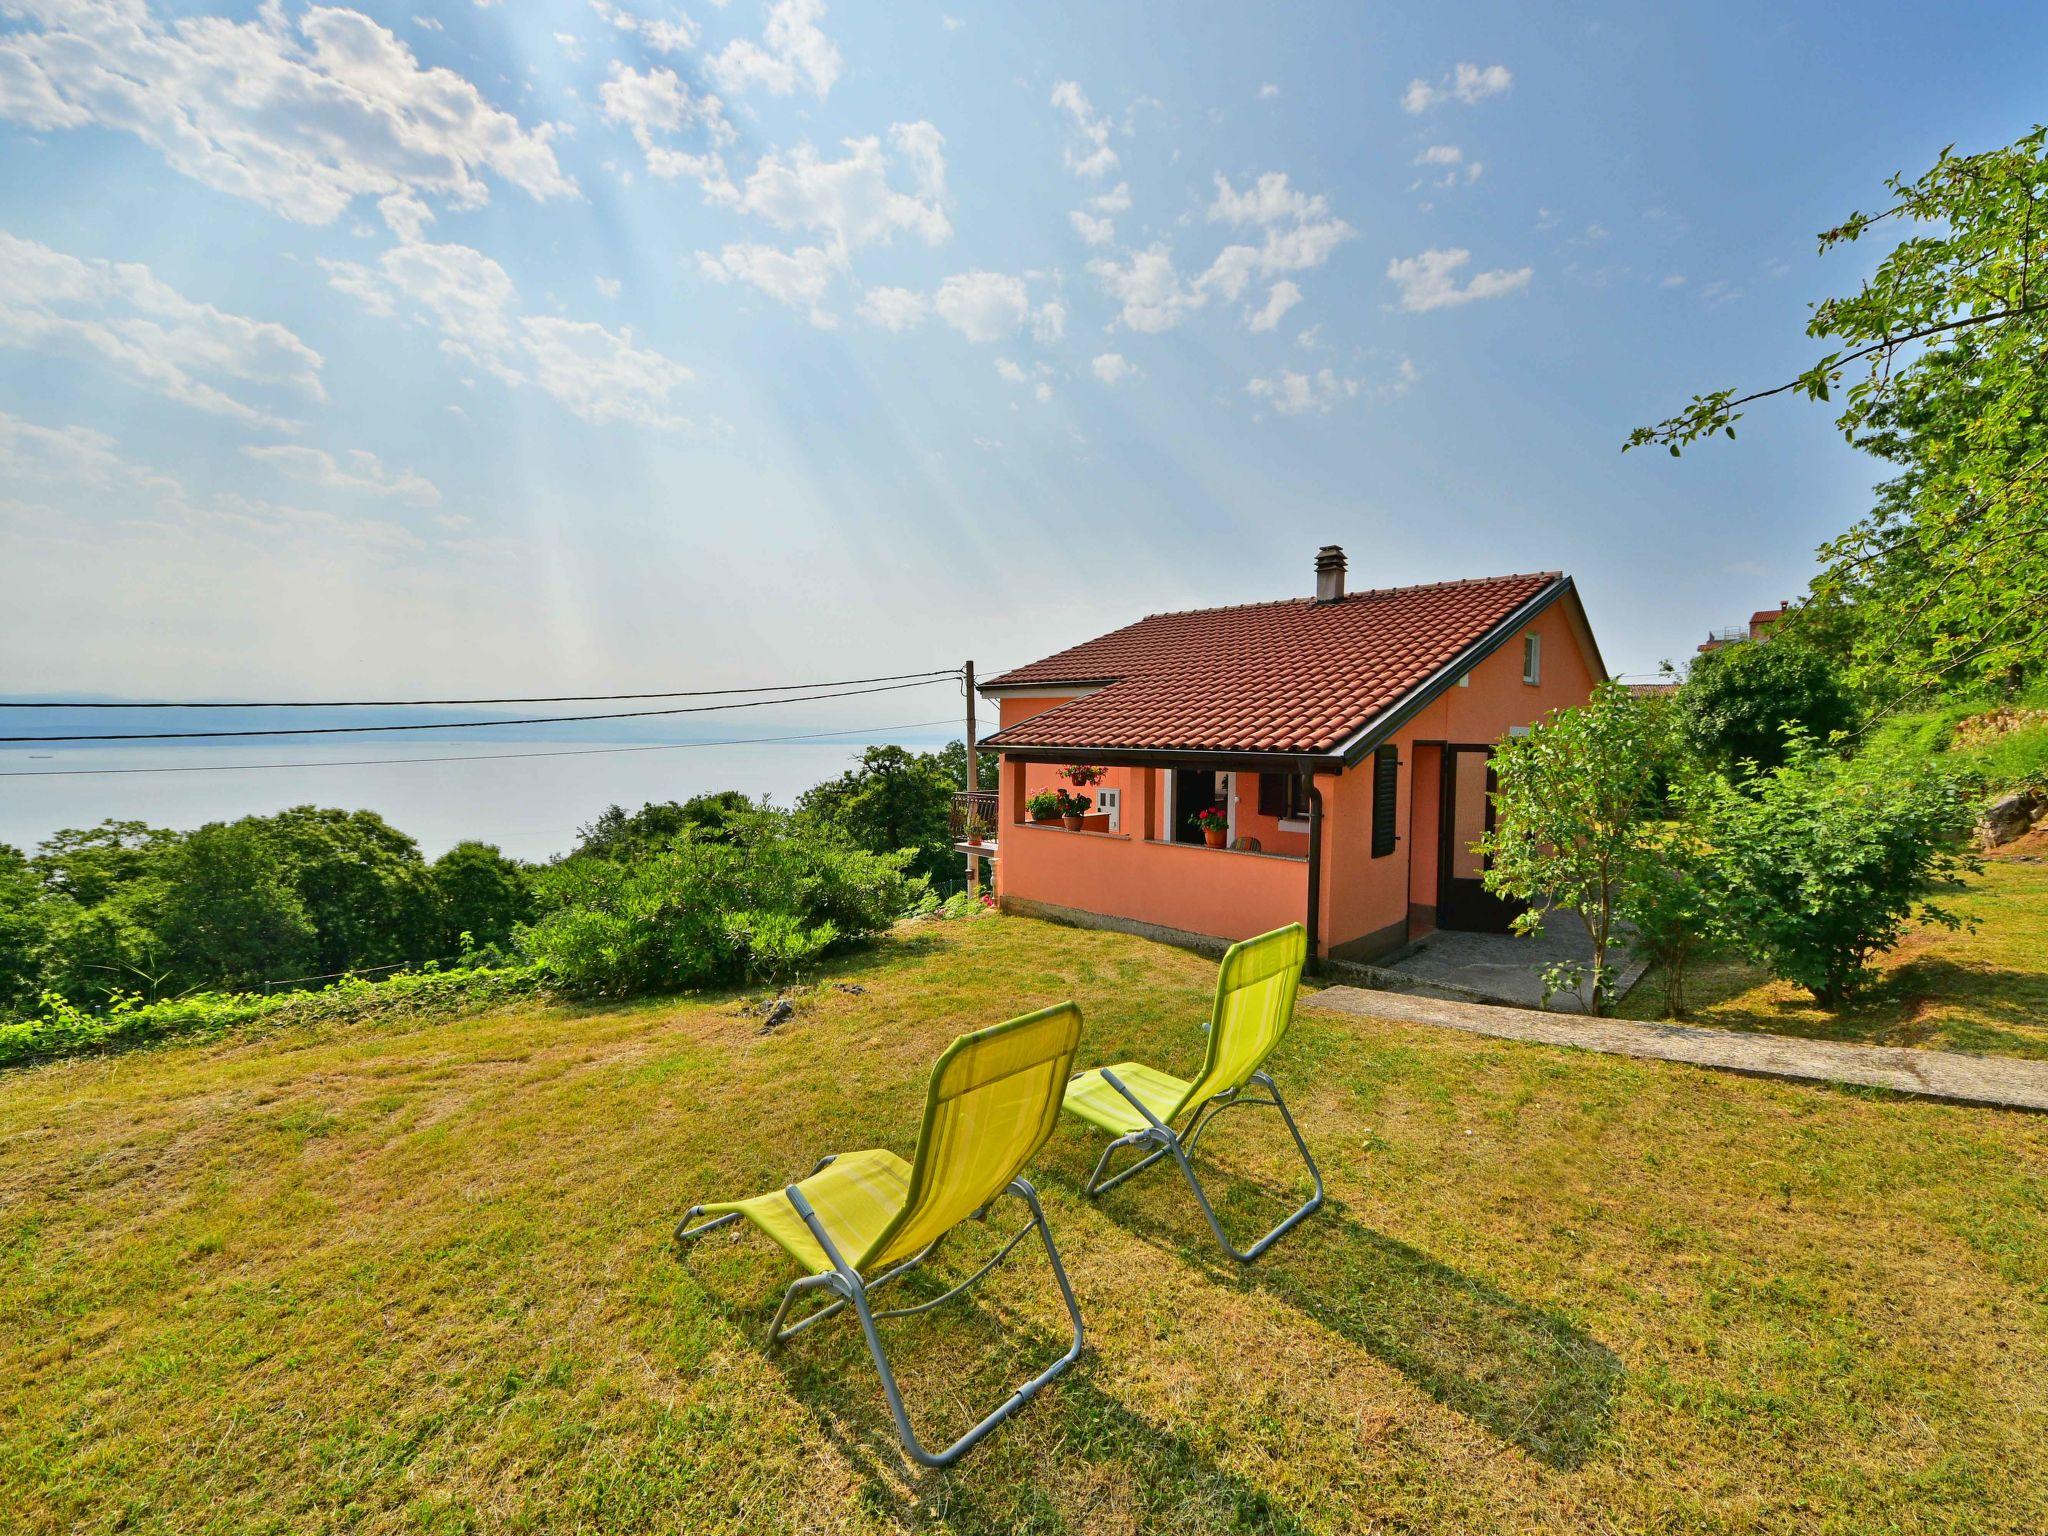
1522,632,1541,685
1094,786,1121,833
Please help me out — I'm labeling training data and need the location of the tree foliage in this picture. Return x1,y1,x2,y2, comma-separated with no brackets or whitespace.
430,841,534,954
1479,682,1678,1013
574,792,761,861
1632,127,2048,702
526,809,921,998
797,744,961,884
1696,734,1978,1005
1678,639,1858,776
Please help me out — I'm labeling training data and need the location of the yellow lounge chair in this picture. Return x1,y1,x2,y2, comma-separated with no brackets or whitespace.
1063,924,1323,1262
675,1002,1085,1468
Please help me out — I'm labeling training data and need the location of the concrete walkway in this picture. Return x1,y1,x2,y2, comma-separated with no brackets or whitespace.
1309,986,2048,1113
1331,923,1650,1011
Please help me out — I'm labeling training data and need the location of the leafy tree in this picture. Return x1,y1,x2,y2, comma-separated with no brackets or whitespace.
252,807,440,976
1677,638,1857,776
797,745,958,884
1619,803,1723,1020
1699,734,1978,1005
931,739,1000,794
1632,128,2048,703
430,841,533,954
152,823,319,992
32,819,177,907
573,793,760,861
0,845,54,1017
1479,682,1676,1014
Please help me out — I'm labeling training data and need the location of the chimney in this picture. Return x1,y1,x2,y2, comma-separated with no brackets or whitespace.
1314,544,1346,603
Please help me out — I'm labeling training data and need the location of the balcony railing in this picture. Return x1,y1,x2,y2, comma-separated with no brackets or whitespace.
950,790,999,848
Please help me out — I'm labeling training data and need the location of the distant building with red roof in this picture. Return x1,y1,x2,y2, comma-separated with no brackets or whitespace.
975,547,1605,966
1697,603,1789,654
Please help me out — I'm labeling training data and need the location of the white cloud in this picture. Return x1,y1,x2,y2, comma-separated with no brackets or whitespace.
555,31,584,60
932,271,1029,343
520,315,705,422
942,14,963,31
326,241,698,427
1204,172,1355,285
697,243,841,326
1412,146,1483,187
589,0,699,52
1209,171,1329,227
1031,299,1066,343
1090,182,1132,214
993,356,1028,384
0,408,531,691
857,285,928,331
1087,236,1319,333
1090,352,1135,384
1661,272,1687,289
1033,380,1052,404
1050,80,1117,178
599,62,735,183
1258,82,1279,100
1087,244,1208,332
1070,209,1116,246
1402,62,1513,113
595,275,622,298
243,445,440,507
0,231,324,430
705,0,841,99
1246,280,1302,332
722,126,951,254
1246,367,1359,416
1385,247,1532,311
0,2,576,226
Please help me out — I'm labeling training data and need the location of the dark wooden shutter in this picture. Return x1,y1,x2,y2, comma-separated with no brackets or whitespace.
1370,745,1399,857
1257,772,1285,817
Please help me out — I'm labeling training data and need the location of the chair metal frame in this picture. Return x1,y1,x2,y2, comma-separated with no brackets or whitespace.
676,1154,1085,1470
1081,1067,1324,1264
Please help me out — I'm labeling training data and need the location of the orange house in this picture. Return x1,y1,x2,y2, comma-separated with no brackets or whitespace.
977,547,1605,967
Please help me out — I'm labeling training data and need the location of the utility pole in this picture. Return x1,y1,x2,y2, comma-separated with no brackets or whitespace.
963,659,980,891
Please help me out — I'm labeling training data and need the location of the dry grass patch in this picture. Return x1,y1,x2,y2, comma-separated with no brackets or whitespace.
2,915,2044,1533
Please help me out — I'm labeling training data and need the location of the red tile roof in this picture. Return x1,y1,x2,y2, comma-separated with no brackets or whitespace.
984,571,1566,755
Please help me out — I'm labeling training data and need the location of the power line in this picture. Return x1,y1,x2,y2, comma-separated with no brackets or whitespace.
1,667,961,710
0,718,959,778
0,677,955,744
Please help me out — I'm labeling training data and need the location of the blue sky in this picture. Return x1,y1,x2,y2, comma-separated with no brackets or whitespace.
3,0,2045,722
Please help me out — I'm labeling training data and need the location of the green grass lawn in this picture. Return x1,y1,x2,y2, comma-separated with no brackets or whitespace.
3,914,2045,1533
1618,856,2048,1059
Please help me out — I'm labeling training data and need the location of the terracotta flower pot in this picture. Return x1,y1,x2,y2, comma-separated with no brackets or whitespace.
1062,815,1084,831
1203,828,1227,848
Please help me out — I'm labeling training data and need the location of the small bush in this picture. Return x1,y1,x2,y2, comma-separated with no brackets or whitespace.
1700,734,1979,1005
523,811,920,999
0,964,540,1070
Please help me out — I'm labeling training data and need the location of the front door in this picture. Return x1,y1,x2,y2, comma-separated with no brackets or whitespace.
1438,745,1523,933
1172,768,1226,844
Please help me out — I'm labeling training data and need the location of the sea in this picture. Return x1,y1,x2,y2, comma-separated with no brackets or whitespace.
0,732,956,862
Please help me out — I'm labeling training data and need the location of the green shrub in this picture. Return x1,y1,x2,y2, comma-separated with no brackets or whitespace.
1678,640,1858,777
0,964,540,1070
1700,734,1979,1005
524,811,920,999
